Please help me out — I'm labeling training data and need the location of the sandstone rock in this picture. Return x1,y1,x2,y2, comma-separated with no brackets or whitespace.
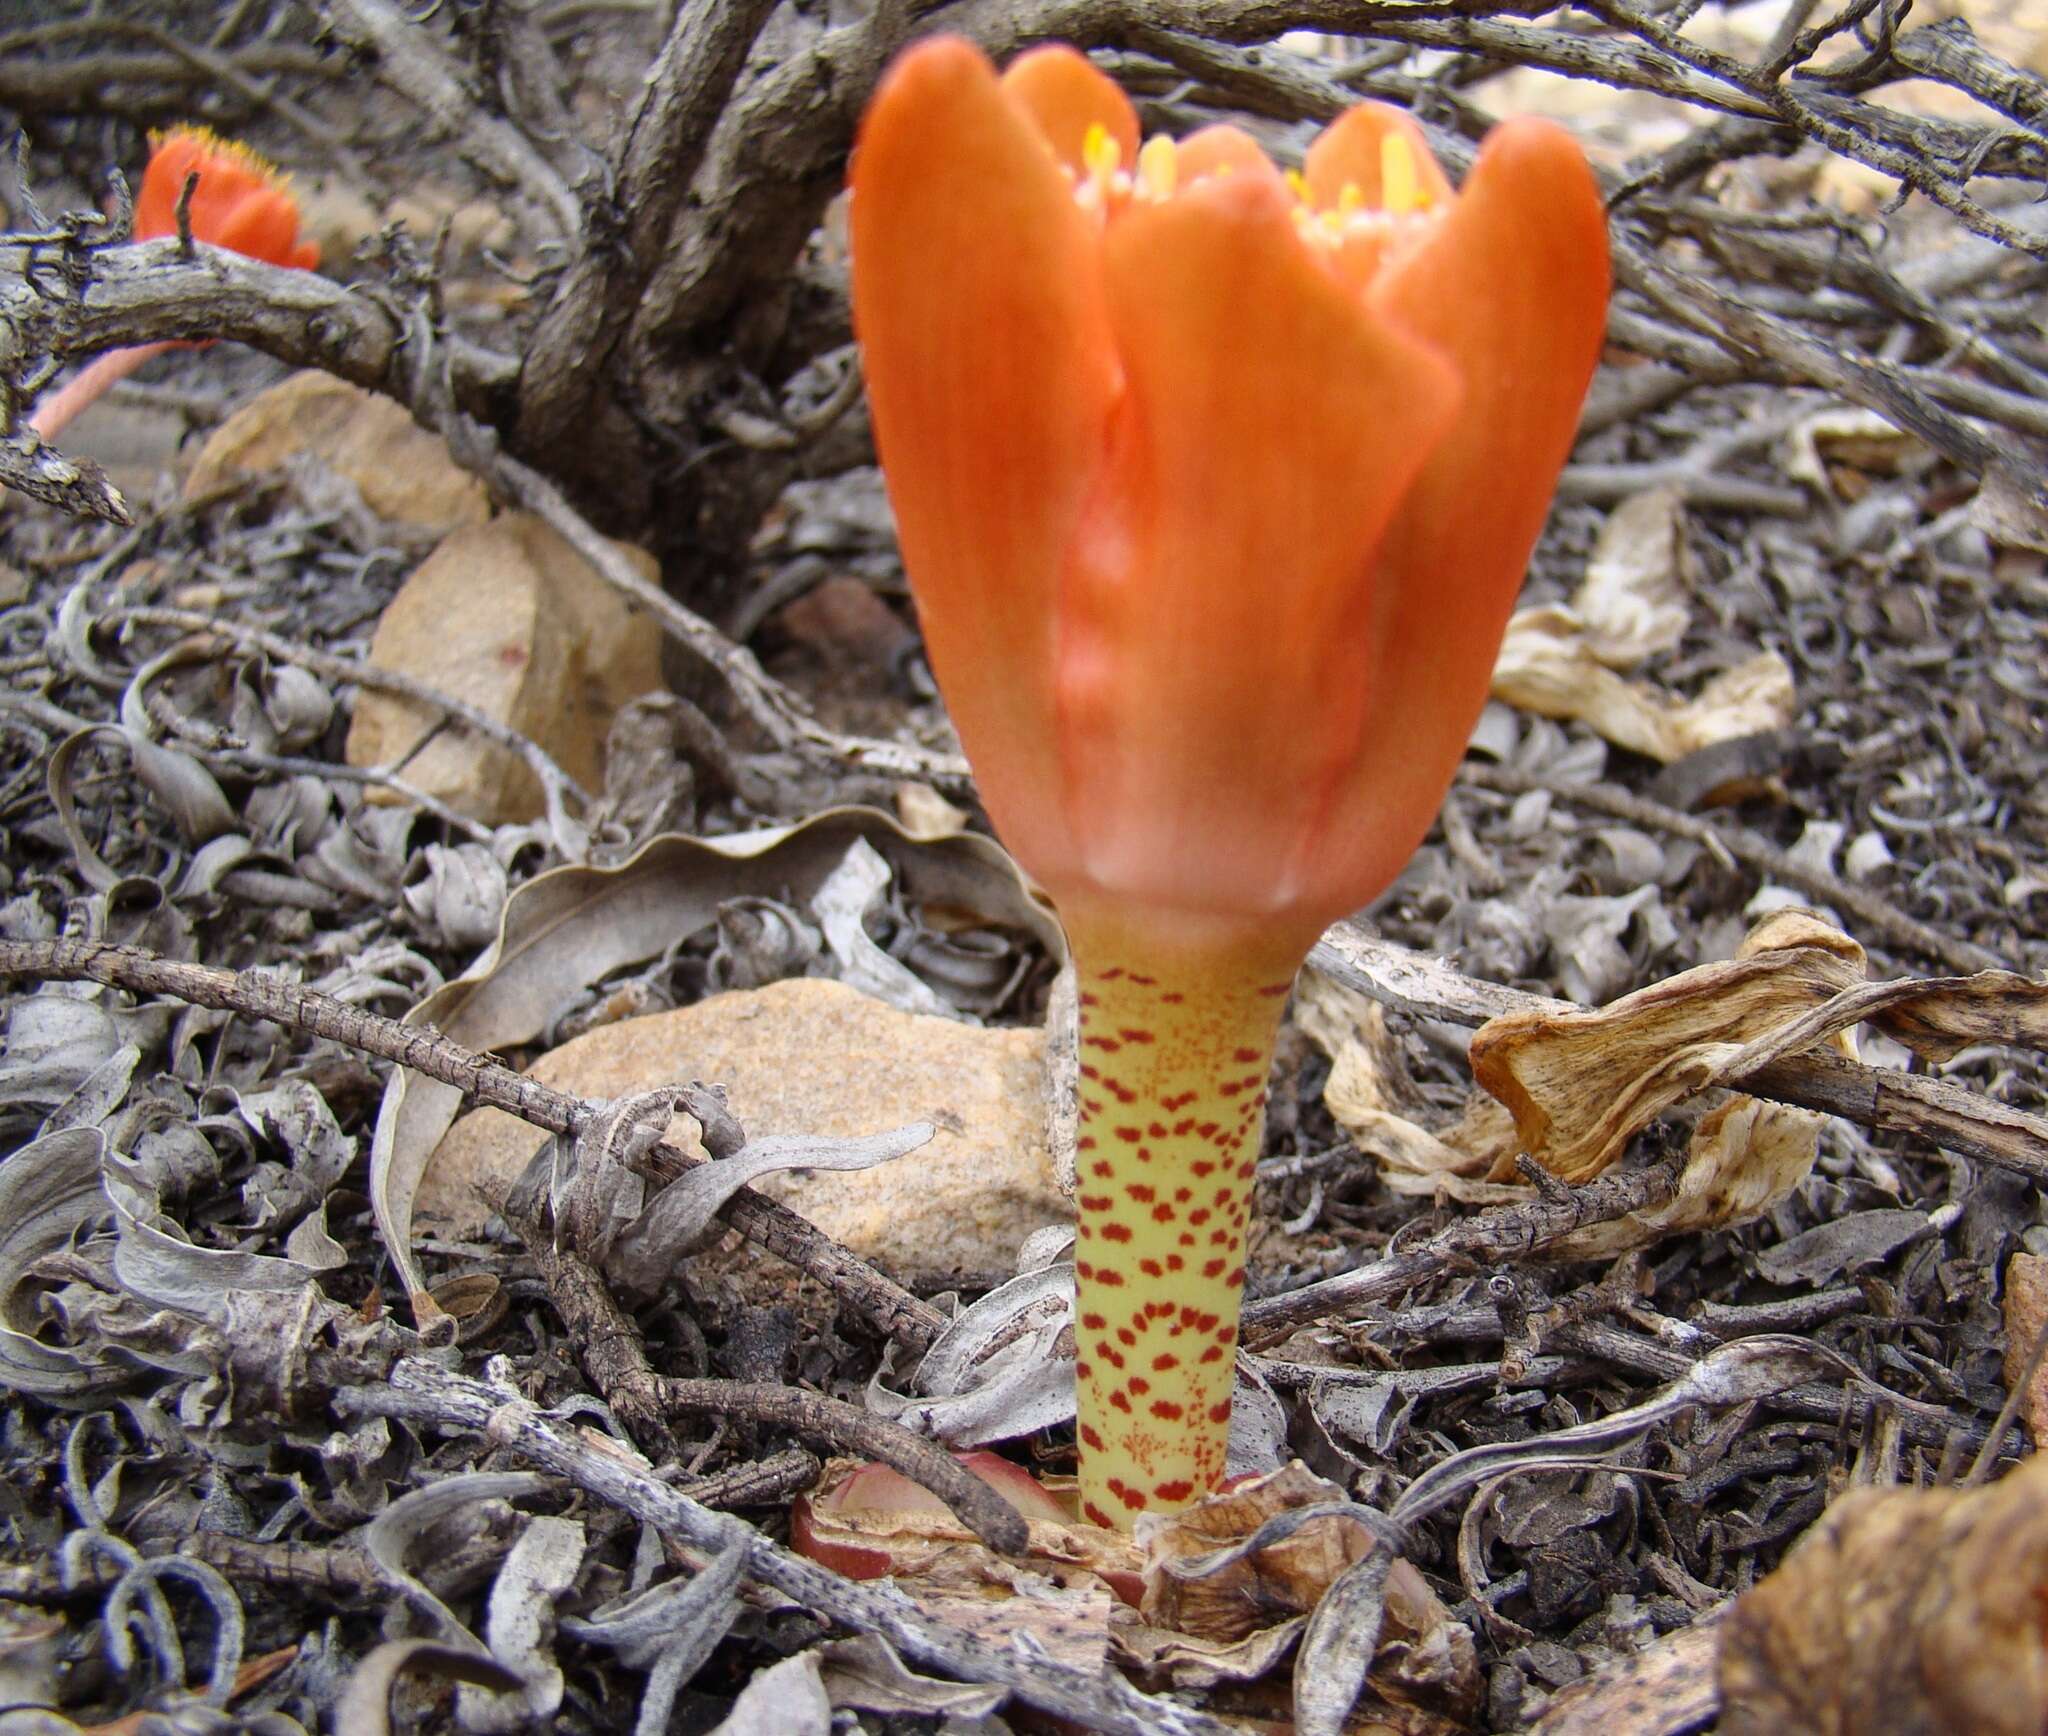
183,371,489,533
345,512,664,823
421,978,1064,1285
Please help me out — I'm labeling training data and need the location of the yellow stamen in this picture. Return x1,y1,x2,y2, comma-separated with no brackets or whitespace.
1284,167,1312,205
1083,122,1122,182
1338,182,1364,215
1380,131,1423,215
1137,133,1178,200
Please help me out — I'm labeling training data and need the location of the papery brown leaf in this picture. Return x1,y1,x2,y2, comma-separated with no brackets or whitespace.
1469,910,1863,1184
1717,1454,2048,1735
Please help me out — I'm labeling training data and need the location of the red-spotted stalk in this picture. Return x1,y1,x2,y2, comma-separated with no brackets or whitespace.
1065,905,1304,1528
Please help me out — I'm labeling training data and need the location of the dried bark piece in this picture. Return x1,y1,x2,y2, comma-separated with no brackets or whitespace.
2002,1251,2048,1445
1717,1454,2048,1735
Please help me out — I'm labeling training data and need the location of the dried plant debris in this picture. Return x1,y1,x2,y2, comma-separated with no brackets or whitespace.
1717,1453,2048,1735
3,0,2048,1729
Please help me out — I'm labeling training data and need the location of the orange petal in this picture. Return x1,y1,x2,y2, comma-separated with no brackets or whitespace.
1054,173,1460,923
1307,117,1608,912
1303,102,1453,210
1174,124,1280,188
133,132,209,239
850,37,1121,878
1000,45,1138,176
209,190,309,268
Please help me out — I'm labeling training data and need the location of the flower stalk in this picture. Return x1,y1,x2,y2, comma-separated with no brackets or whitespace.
1064,906,1303,1524
848,37,1609,1528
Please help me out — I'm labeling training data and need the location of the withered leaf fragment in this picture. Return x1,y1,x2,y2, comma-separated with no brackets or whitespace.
1717,1453,2048,1735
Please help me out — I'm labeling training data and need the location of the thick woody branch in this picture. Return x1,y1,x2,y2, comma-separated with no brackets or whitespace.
321,0,584,242
4,240,518,419
516,0,784,449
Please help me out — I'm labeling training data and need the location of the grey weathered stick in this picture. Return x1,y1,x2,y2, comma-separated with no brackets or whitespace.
0,938,949,1352
334,1358,1240,1736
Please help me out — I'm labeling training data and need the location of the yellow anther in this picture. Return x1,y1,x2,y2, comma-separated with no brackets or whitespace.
1137,133,1178,200
1379,131,1424,215
1083,122,1122,182
1284,167,1312,205
1338,182,1364,215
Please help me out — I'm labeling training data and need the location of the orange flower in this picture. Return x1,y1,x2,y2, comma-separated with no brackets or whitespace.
850,38,1607,951
850,37,1609,1528
133,126,320,269
31,128,319,441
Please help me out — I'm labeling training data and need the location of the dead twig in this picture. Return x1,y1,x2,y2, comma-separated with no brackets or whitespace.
0,937,949,1353
333,1357,1238,1736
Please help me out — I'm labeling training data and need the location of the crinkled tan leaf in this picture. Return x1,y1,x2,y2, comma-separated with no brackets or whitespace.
1546,1095,1825,1260
1297,969,1519,1199
1470,911,1866,1183
2003,1252,2048,1447
373,808,1061,1321
1492,628,1796,765
1718,1453,2048,1735
1474,908,2048,1186
1571,485,1693,664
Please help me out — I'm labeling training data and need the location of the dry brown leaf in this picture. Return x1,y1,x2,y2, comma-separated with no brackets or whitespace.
1717,1454,2048,1735
1296,969,1520,1201
1528,1611,1722,1735
2002,1251,2048,1446
1491,631,1796,765
1122,1465,1478,1723
1470,911,1865,1184
1571,484,1694,664
1486,493,1790,761
1546,1095,1825,1261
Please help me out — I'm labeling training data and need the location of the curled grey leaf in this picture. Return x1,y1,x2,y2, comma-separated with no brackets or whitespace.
362,1473,556,1650
561,1543,747,1736
1392,1334,1855,1528
105,1557,244,1707
1291,1545,1397,1736
104,1153,335,1326
457,1514,585,1733
335,1640,524,1736
877,1264,1074,1446
0,1128,129,1400
810,839,954,1018
48,727,235,890
40,1043,139,1137
0,995,122,1108
404,843,511,953
608,1121,932,1295
709,1648,830,1736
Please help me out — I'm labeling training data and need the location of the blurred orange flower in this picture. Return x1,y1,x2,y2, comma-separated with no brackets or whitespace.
31,127,319,441
133,126,320,269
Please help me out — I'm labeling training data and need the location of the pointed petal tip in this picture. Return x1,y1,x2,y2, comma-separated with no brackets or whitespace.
1000,43,1139,174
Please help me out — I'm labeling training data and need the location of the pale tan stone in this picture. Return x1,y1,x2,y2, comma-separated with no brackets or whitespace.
421,978,1064,1285
183,371,489,533
344,512,664,823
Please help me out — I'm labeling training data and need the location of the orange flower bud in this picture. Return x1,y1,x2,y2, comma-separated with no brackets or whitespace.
32,128,320,441
850,37,1607,952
